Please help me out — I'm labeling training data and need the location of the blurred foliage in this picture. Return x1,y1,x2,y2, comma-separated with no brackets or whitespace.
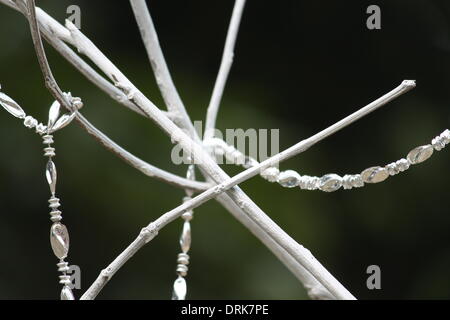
0,0,449,299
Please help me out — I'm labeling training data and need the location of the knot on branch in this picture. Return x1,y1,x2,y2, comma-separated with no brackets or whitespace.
139,223,158,243
100,267,113,279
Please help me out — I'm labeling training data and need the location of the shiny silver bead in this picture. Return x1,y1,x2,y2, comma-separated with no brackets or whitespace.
177,253,190,265
180,221,191,253
43,134,54,145
59,274,71,285
57,261,70,273
172,276,187,300
342,174,364,190
361,166,389,183
176,264,189,277
278,170,301,188
61,285,75,300
23,115,38,128
50,223,70,259
407,145,434,164
319,174,342,192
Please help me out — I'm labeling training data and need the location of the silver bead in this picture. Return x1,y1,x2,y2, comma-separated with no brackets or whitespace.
177,253,190,265
50,113,76,133
50,223,70,259
407,145,434,165
395,158,410,172
0,92,26,119
46,160,57,195
23,115,38,128
361,166,389,183
181,210,193,221
48,100,61,130
176,264,189,277
57,261,70,273
172,276,187,300
319,174,342,192
180,221,191,253
342,174,363,190
59,274,71,285
260,167,280,182
42,134,54,145
44,147,56,157
300,175,320,190
61,285,75,300
385,162,400,176
35,123,47,135
407,145,434,164
278,170,301,188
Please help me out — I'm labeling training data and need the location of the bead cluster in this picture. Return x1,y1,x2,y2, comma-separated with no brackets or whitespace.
204,129,449,192
1,89,82,300
171,165,195,300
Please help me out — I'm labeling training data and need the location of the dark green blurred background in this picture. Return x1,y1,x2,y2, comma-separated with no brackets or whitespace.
0,0,449,299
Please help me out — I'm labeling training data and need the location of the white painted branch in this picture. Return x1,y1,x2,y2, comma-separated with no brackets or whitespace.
204,0,246,140
129,0,197,138
30,9,354,300
214,193,335,300
7,1,355,299
75,113,211,191
0,1,338,298
81,80,413,299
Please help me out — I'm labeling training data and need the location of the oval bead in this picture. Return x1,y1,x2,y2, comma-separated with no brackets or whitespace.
172,276,187,300
46,160,57,194
361,166,389,183
60,285,75,300
48,100,61,129
50,223,70,259
180,221,191,253
0,92,26,119
50,113,76,133
319,174,342,192
407,145,434,164
277,170,301,188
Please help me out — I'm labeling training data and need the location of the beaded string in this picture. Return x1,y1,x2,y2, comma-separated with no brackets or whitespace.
171,164,195,300
1,89,81,299
204,129,449,192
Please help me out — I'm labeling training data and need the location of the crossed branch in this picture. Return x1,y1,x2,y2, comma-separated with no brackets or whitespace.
1,0,419,300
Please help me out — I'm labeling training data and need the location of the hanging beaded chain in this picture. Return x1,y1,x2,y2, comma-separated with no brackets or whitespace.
1,88,82,299
171,164,195,300
204,129,449,192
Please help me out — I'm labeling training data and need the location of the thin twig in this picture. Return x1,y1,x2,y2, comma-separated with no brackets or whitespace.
81,80,413,299
204,0,247,140
129,0,198,138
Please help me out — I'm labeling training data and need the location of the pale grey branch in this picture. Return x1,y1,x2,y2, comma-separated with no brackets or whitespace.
129,0,198,138
81,80,413,300
204,0,247,140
